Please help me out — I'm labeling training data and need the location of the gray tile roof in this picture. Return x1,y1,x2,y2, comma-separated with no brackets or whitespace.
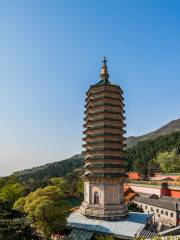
138,192,158,198
160,196,180,202
68,211,152,238
65,229,94,240
134,196,179,211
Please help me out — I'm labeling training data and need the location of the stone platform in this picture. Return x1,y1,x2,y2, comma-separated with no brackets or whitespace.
67,210,152,239
80,201,128,219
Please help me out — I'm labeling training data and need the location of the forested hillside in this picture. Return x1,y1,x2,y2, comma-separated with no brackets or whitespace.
12,131,180,183
14,154,83,182
126,118,180,148
126,131,180,178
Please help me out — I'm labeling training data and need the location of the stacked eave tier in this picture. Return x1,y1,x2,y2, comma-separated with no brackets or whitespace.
83,83,127,178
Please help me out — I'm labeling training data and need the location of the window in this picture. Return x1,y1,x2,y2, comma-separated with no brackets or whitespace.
94,192,100,204
156,209,159,213
171,213,174,218
161,210,164,214
145,206,147,209
151,207,153,211
165,211,168,216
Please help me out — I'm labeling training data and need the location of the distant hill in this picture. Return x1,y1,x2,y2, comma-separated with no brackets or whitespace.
126,118,180,148
12,119,180,182
14,154,83,181
126,131,180,178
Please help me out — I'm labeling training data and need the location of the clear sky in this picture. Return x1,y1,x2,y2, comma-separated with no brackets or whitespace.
0,0,179,176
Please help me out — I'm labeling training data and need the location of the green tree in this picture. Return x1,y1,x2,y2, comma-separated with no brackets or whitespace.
126,131,180,176
76,178,83,195
7,175,20,184
0,183,25,206
0,178,6,190
14,186,69,239
33,199,67,238
50,175,83,196
154,149,180,173
13,197,26,212
50,177,67,192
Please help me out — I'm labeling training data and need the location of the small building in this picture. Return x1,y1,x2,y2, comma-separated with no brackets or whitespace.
124,186,138,203
154,173,180,181
150,176,175,181
127,171,141,180
134,195,180,227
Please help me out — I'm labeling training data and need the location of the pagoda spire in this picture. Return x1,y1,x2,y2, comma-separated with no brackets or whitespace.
100,57,109,82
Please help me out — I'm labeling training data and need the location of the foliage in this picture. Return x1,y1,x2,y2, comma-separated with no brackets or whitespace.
50,177,70,192
76,177,84,195
153,149,180,173
63,171,84,195
7,175,20,184
126,131,180,178
126,119,180,148
49,175,82,208
14,154,84,182
50,170,84,196
0,218,39,240
13,197,26,212
0,178,6,191
0,183,25,206
0,200,23,220
0,200,39,240
25,178,49,193
14,186,69,239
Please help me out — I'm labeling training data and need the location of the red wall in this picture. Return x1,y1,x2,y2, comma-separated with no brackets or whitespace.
155,173,180,180
170,190,180,198
127,184,180,199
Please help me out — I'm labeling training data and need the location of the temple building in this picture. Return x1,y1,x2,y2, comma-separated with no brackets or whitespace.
80,57,128,219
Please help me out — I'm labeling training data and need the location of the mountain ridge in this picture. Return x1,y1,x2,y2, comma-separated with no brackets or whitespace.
126,118,180,148
12,118,180,180
14,154,84,181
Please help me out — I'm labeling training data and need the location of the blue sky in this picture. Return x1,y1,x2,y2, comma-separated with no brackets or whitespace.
0,0,179,176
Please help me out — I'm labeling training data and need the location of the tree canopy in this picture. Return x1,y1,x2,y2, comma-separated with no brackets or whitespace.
126,131,180,178
14,186,69,239
153,149,180,173
0,183,25,206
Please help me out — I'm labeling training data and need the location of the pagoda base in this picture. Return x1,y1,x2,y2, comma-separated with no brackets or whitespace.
79,201,128,219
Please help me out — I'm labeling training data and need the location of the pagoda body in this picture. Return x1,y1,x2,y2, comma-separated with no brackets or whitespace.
80,58,128,219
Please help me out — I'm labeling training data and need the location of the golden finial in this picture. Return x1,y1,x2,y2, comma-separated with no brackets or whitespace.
100,57,109,82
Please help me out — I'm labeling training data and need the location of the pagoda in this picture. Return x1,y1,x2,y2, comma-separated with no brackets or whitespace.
80,58,128,219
